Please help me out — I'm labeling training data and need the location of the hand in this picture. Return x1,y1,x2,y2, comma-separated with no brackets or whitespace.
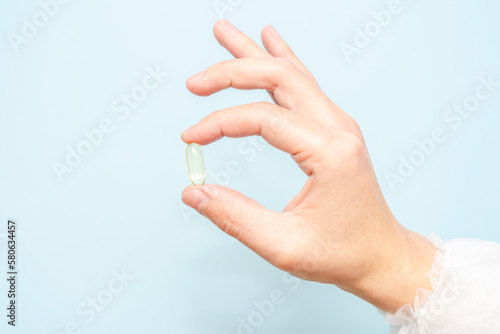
181,20,436,313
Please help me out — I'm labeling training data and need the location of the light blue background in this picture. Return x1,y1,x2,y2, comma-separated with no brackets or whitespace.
1,0,499,333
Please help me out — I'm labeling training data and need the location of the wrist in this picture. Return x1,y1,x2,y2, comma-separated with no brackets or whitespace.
339,222,437,313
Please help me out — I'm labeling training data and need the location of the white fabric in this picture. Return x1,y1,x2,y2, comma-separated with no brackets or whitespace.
382,233,500,334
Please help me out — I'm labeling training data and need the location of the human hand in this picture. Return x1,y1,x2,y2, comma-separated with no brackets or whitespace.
181,20,436,313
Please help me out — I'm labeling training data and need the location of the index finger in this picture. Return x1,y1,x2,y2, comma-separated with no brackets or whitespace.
181,102,324,177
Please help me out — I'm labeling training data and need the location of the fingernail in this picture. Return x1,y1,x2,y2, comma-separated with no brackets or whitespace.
187,71,204,82
222,19,238,34
186,188,209,210
200,184,217,196
181,123,197,136
267,25,279,39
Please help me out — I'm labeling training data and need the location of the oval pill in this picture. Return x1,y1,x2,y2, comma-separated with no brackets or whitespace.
186,143,206,185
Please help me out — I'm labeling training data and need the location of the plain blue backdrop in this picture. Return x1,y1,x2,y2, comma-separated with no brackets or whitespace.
1,0,499,333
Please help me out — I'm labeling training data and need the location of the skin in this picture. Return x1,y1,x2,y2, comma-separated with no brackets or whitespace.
181,19,437,313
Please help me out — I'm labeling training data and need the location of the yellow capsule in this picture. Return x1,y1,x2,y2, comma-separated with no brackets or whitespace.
186,143,206,185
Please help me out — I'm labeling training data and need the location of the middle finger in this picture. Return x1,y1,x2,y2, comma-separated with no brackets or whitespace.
186,57,327,115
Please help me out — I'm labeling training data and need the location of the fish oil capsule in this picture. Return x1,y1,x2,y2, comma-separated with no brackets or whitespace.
186,143,206,185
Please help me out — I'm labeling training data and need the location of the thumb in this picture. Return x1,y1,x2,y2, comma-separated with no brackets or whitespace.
181,183,293,266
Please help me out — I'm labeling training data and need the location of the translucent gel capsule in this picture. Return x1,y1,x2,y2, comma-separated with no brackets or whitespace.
186,143,206,185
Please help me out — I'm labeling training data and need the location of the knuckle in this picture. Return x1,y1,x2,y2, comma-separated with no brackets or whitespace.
273,246,299,273
266,58,299,92
272,234,308,274
317,131,366,172
262,109,288,137
273,57,296,73
340,133,366,163
208,60,232,77
254,101,275,111
274,244,316,280
345,117,363,138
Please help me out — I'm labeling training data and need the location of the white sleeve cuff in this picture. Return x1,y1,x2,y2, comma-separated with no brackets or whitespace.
381,233,500,334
